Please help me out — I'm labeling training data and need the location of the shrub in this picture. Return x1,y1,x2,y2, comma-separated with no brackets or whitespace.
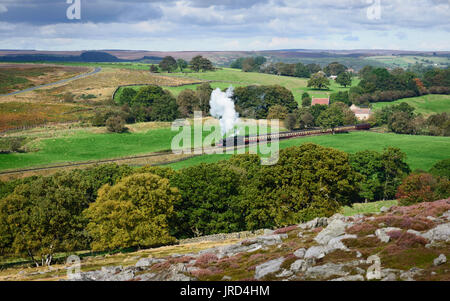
396,173,450,206
106,115,127,133
429,158,450,180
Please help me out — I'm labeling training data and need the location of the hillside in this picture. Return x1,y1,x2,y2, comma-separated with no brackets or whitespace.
1,199,448,281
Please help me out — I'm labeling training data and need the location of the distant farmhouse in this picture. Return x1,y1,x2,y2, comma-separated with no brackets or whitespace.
311,98,330,106
329,75,338,80
350,104,372,120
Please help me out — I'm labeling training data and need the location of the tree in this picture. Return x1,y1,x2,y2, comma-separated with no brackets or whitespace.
324,62,347,76
84,173,179,251
159,56,177,73
177,59,188,72
170,164,244,238
196,83,213,115
132,85,166,107
149,92,179,121
177,89,201,118
336,72,352,87
388,111,416,134
429,158,450,180
284,113,297,131
302,96,312,107
119,88,137,105
240,144,360,229
317,105,344,132
307,72,331,90
294,63,310,78
190,56,214,72
267,105,288,120
307,63,322,74
149,65,159,73
298,110,314,129
350,148,411,202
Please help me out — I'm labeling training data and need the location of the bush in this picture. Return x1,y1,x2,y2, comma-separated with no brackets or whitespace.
106,116,127,133
429,158,450,179
84,173,179,251
396,173,450,206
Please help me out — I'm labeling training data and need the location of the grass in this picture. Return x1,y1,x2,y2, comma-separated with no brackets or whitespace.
371,94,450,116
0,120,280,171
159,68,359,105
340,200,398,216
167,131,450,171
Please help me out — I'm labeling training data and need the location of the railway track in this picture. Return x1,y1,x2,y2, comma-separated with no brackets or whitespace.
0,126,371,176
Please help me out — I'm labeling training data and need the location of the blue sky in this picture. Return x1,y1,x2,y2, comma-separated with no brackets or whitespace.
0,0,449,51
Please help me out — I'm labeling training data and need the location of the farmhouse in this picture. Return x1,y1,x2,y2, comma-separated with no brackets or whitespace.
350,104,372,120
311,98,330,106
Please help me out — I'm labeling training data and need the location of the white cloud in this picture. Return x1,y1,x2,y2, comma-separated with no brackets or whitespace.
0,4,8,13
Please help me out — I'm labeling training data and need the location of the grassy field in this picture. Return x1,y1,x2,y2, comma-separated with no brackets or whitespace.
372,94,450,116
0,119,282,171
167,131,450,171
160,68,359,104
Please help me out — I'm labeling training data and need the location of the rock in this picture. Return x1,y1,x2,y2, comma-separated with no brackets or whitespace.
375,227,401,243
406,229,425,238
135,258,165,268
423,223,450,242
433,254,447,266
442,210,450,221
427,216,438,222
222,276,232,281
276,269,293,278
290,260,308,273
298,217,328,230
305,263,349,279
380,206,390,213
304,246,327,259
293,248,306,258
400,268,422,281
356,251,362,258
314,220,347,245
328,213,345,222
354,267,365,275
254,258,285,280
382,273,397,281
297,232,303,238
330,275,364,281
263,229,275,235
326,234,357,252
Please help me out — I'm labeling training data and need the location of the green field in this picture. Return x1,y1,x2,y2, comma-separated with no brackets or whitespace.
372,94,450,116
0,121,282,171
160,68,358,104
167,131,450,171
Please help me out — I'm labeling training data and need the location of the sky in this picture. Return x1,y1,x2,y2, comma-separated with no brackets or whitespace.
0,0,449,51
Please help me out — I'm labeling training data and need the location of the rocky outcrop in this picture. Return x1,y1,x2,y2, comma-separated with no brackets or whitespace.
65,199,450,282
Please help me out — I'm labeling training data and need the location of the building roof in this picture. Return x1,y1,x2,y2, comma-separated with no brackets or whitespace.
311,98,330,106
350,104,371,115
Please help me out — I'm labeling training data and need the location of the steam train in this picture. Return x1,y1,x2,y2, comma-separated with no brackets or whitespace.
217,123,371,147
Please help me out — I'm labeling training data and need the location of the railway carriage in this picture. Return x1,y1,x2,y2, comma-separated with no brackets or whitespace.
218,124,371,147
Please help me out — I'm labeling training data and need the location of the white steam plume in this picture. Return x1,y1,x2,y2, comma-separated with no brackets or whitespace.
209,86,240,137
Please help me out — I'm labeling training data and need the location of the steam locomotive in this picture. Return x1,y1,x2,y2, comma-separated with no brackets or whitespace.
217,123,371,147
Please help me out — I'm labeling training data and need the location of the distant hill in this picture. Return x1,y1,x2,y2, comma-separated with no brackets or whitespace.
0,51,163,63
